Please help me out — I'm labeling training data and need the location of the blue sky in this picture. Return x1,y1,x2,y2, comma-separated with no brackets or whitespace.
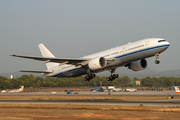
0,0,180,74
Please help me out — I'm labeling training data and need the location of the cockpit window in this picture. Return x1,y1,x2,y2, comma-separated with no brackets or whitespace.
158,40,166,43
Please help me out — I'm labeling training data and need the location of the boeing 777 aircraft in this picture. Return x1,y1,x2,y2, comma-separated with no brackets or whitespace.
12,38,170,81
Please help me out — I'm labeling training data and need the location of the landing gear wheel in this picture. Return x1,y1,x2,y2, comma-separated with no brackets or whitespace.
89,74,93,79
107,74,119,81
112,74,116,79
107,69,119,81
112,74,119,79
107,76,113,81
116,74,119,78
155,60,160,64
84,74,96,81
85,76,90,81
109,76,113,81
92,74,96,78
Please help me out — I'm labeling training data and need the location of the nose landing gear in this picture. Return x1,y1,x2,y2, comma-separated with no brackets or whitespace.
155,59,160,64
155,53,162,64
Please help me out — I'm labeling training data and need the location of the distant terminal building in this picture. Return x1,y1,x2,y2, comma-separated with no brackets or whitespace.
10,75,14,79
136,81,141,86
131,81,141,86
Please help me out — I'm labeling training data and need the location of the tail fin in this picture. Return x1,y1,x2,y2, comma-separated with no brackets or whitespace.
19,86,24,90
175,87,180,92
38,43,59,70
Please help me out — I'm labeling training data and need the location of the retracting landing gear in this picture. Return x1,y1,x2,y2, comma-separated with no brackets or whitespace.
155,53,162,64
85,74,96,81
107,69,119,81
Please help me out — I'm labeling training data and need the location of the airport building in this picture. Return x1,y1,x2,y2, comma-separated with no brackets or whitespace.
136,81,141,85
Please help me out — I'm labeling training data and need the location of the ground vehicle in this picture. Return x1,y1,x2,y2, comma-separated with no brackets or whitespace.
51,91,56,94
67,90,74,94
123,89,137,92
91,86,107,92
108,86,121,92
113,88,121,92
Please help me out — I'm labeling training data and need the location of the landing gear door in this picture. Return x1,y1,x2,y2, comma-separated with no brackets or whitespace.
145,41,149,48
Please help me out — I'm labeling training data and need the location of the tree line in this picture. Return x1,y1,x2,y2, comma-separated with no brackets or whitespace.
0,75,180,89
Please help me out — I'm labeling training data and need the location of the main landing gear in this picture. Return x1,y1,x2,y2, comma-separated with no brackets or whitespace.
107,74,119,81
85,74,96,81
107,69,119,81
155,53,162,64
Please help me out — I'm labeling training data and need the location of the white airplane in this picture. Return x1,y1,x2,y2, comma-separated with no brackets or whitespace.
1,86,24,93
173,86,180,94
11,38,170,81
1,90,8,93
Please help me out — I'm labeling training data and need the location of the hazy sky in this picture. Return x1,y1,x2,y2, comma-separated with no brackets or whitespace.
0,0,180,74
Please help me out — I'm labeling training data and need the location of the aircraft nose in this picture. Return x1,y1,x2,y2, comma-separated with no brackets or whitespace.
167,41,170,47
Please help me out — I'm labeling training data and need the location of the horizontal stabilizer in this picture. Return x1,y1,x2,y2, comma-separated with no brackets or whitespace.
19,70,52,73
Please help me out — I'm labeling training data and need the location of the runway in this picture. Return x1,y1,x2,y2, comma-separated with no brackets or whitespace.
0,90,178,96
0,99,180,107
0,91,179,107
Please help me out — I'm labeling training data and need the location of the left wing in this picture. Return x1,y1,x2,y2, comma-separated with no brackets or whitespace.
11,54,116,67
19,70,52,73
11,54,90,66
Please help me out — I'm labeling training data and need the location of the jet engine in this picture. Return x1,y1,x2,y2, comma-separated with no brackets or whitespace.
88,57,107,71
129,59,147,71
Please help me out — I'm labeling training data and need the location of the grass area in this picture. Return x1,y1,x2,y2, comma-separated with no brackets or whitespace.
0,95,179,101
0,104,180,120
0,95,179,119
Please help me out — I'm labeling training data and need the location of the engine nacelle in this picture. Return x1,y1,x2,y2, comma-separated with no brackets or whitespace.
88,57,107,71
129,59,147,71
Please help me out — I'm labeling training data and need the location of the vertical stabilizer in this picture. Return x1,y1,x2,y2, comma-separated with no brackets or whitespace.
175,87,180,94
38,43,59,70
19,86,24,90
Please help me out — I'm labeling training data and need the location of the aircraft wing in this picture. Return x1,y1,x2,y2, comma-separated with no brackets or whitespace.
19,70,52,73
11,54,90,66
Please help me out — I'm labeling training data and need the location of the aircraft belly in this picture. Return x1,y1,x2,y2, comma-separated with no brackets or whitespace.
53,68,87,77
62,69,87,77
107,59,122,67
